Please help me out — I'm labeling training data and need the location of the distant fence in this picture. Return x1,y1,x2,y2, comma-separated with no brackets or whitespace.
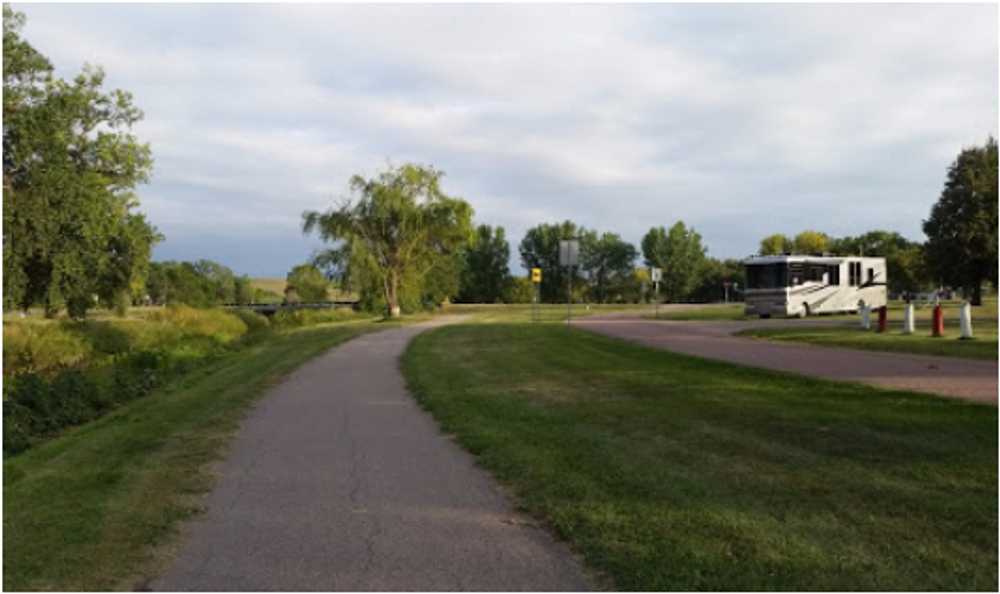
222,301,358,316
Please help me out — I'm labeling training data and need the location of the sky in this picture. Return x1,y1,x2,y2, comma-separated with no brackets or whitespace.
17,3,999,277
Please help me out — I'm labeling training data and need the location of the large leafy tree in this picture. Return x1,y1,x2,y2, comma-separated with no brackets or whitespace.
759,233,790,256
286,263,329,302
3,7,157,317
518,220,596,303
923,137,998,305
457,224,511,303
583,232,637,303
641,222,707,302
303,163,473,317
792,230,830,255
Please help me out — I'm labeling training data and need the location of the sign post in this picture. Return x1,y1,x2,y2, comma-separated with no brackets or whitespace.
559,240,579,325
650,267,662,319
531,268,542,322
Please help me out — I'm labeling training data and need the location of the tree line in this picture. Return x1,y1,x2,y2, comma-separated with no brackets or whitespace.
5,7,996,319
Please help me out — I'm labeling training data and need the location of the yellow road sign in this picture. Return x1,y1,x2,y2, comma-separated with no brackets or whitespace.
531,268,542,283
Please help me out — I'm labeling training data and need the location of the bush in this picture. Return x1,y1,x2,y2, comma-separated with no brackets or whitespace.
229,309,270,334
3,401,34,455
145,305,247,342
271,307,361,329
3,322,92,375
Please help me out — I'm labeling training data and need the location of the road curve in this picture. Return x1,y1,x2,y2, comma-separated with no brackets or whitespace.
153,317,590,591
575,316,997,405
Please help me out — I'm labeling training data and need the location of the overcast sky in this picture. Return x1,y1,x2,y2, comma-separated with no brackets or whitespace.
18,3,999,277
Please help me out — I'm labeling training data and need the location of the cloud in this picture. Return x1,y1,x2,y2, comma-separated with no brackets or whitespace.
16,3,998,275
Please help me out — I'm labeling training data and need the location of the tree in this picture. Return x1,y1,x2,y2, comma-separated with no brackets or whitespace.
502,276,536,304
303,163,474,317
3,7,157,318
641,222,707,302
286,263,329,302
759,234,790,256
458,225,511,303
923,137,999,305
518,221,596,303
792,230,830,255
583,233,637,303
690,258,744,302
233,276,254,305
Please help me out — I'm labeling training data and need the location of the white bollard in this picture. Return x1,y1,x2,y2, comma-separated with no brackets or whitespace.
960,301,973,339
903,303,915,335
860,305,871,330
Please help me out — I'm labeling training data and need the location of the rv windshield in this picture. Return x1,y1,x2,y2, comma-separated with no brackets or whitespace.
746,263,788,290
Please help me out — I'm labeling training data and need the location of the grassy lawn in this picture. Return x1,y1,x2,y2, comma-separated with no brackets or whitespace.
737,301,998,361
403,323,998,590
447,302,650,323
3,320,390,591
646,302,751,321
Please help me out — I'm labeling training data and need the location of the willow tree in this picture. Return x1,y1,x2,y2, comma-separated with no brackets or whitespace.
303,164,473,317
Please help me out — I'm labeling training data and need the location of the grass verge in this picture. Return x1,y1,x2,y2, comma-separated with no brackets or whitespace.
3,320,386,591
402,323,997,590
736,325,998,360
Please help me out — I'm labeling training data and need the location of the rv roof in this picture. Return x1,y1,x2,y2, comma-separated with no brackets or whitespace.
743,254,884,265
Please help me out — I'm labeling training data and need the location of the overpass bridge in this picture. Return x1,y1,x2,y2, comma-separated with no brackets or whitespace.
222,301,357,317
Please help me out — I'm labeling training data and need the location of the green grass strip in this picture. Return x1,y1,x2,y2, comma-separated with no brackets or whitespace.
402,323,997,591
3,321,382,591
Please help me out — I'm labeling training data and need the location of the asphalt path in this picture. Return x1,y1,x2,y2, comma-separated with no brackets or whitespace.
153,317,590,591
575,314,997,405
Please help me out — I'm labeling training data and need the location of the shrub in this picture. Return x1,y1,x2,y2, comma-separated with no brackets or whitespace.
230,309,270,334
3,401,34,454
3,322,92,376
271,307,361,329
145,305,247,342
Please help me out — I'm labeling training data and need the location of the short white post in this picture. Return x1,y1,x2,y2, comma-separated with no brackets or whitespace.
903,303,915,335
960,301,973,339
860,305,871,330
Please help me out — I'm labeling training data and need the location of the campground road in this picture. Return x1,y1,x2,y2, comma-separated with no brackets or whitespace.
153,317,590,591
575,314,997,405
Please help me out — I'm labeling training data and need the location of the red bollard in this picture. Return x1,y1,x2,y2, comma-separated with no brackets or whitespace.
877,306,888,333
932,304,944,337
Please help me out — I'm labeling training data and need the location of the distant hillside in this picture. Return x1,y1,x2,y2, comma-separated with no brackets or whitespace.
250,278,358,302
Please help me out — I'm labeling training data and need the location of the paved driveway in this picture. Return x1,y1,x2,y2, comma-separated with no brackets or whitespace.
575,315,997,404
153,317,590,591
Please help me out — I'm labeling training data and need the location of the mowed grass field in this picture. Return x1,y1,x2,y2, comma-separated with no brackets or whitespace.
403,323,998,590
2,319,393,591
738,299,998,360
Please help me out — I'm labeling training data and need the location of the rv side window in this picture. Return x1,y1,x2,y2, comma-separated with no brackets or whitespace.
867,268,874,284
848,262,861,286
828,265,840,286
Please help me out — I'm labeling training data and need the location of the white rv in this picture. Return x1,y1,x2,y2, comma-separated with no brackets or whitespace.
743,255,887,318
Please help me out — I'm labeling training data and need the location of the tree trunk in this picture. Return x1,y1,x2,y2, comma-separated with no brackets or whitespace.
386,270,401,318
972,281,982,306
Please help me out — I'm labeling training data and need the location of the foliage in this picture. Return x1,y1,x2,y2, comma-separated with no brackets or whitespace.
502,276,537,304
270,308,363,329
792,230,830,254
759,233,791,256
690,258,744,302
923,136,999,305
518,220,596,303
582,232,638,303
641,222,707,302
2,7,159,318
145,260,249,306
457,225,511,303
303,163,474,317
286,263,329,302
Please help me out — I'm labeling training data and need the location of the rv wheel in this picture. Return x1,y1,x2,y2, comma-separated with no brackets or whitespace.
798,303,810,318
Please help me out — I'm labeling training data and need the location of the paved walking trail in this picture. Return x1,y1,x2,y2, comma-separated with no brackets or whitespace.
153,318,590,591
575,315,997,405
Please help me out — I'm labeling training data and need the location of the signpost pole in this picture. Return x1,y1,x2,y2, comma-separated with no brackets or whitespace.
566,265,572,325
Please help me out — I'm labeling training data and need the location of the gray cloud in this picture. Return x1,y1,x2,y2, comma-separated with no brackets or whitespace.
17,3,998,275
